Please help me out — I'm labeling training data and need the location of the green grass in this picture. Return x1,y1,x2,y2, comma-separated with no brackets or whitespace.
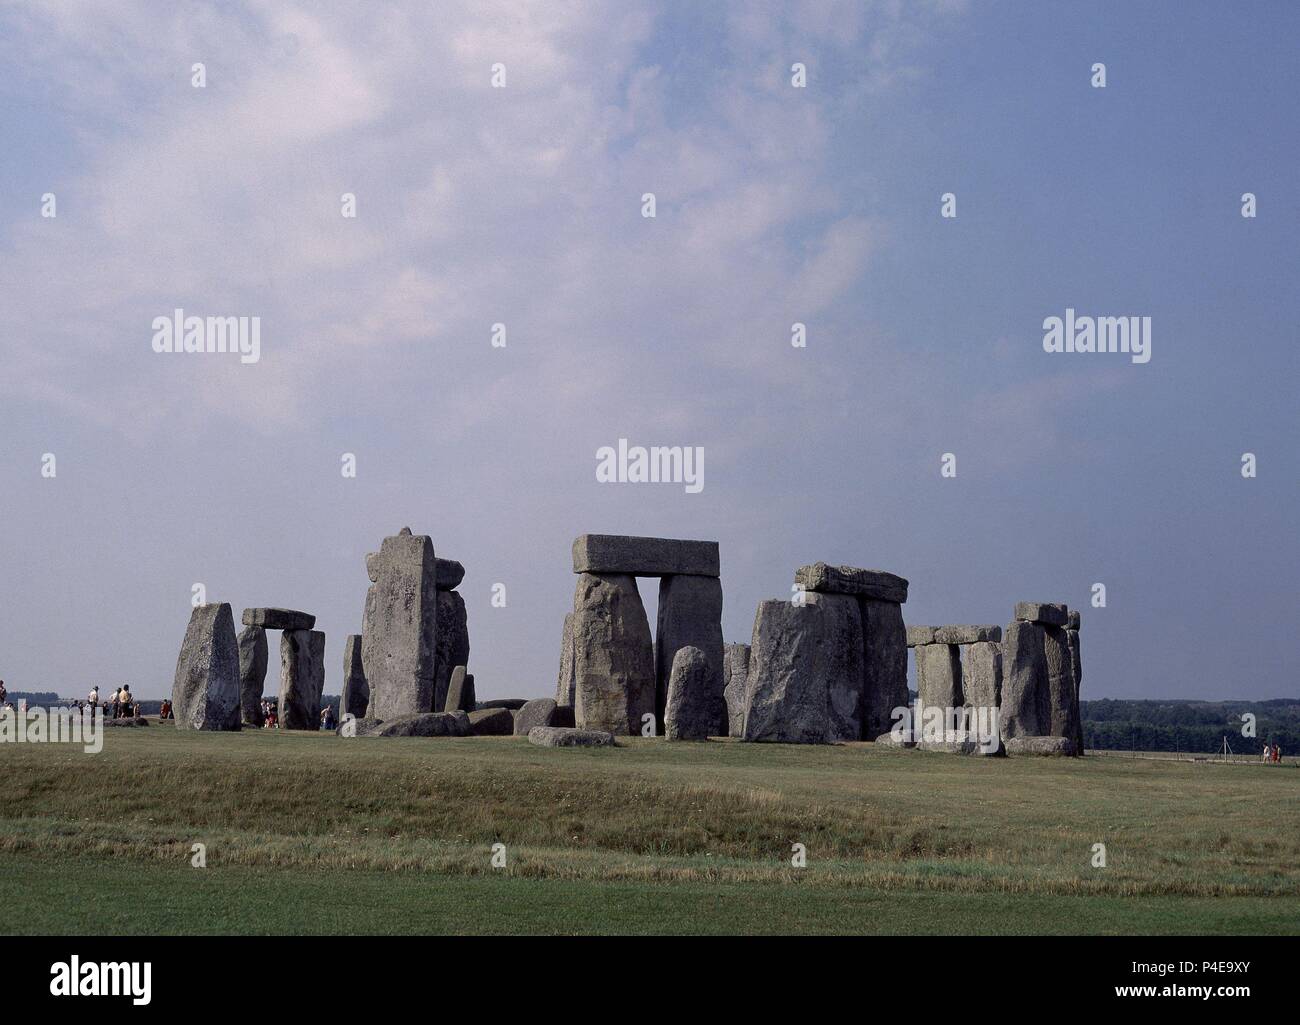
2,726,1297,934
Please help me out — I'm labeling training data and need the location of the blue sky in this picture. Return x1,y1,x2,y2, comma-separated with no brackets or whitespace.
1,1,1295,702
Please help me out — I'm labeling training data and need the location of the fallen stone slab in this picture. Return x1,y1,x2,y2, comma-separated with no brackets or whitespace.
722,642,751,738
107,716,150,727
917,738,994,755
654,573,724,734
444,666,475,713
237,625,268,727
934,625,1002,645
905,626,937,647
480,698,528,710
795,563,908,604
242,607,316,631
513,698,558,735
571,572,655,735
467,707,515,735
1013,601,1068,626
172,603,242,732
436,558,465,591
341,634,369,720
371,711,471,738
873,732,915,748
1005,735,1075,757
337,715,383,736
572,534,719,577
279,629,325,731
528,726,615,748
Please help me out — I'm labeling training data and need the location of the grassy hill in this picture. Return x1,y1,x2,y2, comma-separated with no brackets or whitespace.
1,726,1296,934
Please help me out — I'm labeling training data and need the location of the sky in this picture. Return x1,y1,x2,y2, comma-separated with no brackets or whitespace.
1,0,1296,703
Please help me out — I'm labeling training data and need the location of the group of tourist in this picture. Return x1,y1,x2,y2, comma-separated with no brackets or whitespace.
1261,743,1284,763
79,685,140,719
259,698,279,728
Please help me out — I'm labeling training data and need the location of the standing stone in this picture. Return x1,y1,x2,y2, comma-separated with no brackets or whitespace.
742,594,864,744
664,646,716,740
859,598,908,741
433,590,470,715
367,528,438,720
1000,621,1050,739
279,630,325,730
555,612,576,706
915,643,963,709
571,573,655,736
172,603,241,731
1043,624,1078,751
961,640,1002,711
237,625,268,727
444,665,476,713
514,698,559,735
341,634,369,720
721,643,751,738
1067,627,1084,755
360,582,378,712
654,574,724,734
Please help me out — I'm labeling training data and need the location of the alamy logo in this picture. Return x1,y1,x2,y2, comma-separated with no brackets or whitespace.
890,701,1001,753
596,438,704,493
0,706,102,754
151,308,261,364
50,956,151,1005
1042,308,1151,364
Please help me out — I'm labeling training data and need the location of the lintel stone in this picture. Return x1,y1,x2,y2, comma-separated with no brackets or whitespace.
572,534,719,577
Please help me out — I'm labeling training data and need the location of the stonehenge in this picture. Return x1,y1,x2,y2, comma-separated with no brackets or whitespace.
279,629,325,730
172,603,242,731
907,624,1002,748
230,606,323,731
562,535,722,737
341,634,368,719
237,624,269,727
721,643,750,737
999,603,1081,755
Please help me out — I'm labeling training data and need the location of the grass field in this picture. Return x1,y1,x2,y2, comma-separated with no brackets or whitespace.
2,725,1297,935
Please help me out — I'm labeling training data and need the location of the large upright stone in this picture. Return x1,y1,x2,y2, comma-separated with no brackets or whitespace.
341,634,369,720
961,640,1002,711
279,630,325,730
1067,627,1084,754
360,582,378,708
743,595,864,744
721,642,751,738
433,590,470,715
367,528,439,719
444,665,475,713
572,535,719,577
795,563,908,604
1000,621,1050,739
237,625,268,727
915,643,962,709
172,603,241,731
571,572,655,735
242,607,316,631
664,646,716,740
860,598,909,740
555,612,576,706
654,573,724,733
1043,624,1078,751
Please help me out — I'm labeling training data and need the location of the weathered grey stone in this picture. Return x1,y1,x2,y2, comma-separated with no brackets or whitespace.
572,534,719,577
1013,602,1068,626
742,596,864,744
905,626,937,647
1066,609,1081,631
367,530,438,719
1000,622,1050,739
1043,624,1078,752
795,563,908,604
341,634,368,720
242,607,316,631
721,643,751,738
107,716,150,728
365,552,380,583
467,707,514,735
278,630,325,731
1005,736,1075,757
435,558,465,590
172,603,242,731
237,625,268,727
918,738,989,755
513,698,558,735
555,612,576,706
934,625,1002,645
664,646,714,740
654,573,724,733
480,698,527,710
527,726,615,748
571,573,655,735
360,583,378,711
860,597,909,741
874,732,915,748
1067,628,1084,755
371,711,470,738
961,640,1002,711
444,666,475,713
337,715,383,736
433,590,470,715
915,643,962,709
